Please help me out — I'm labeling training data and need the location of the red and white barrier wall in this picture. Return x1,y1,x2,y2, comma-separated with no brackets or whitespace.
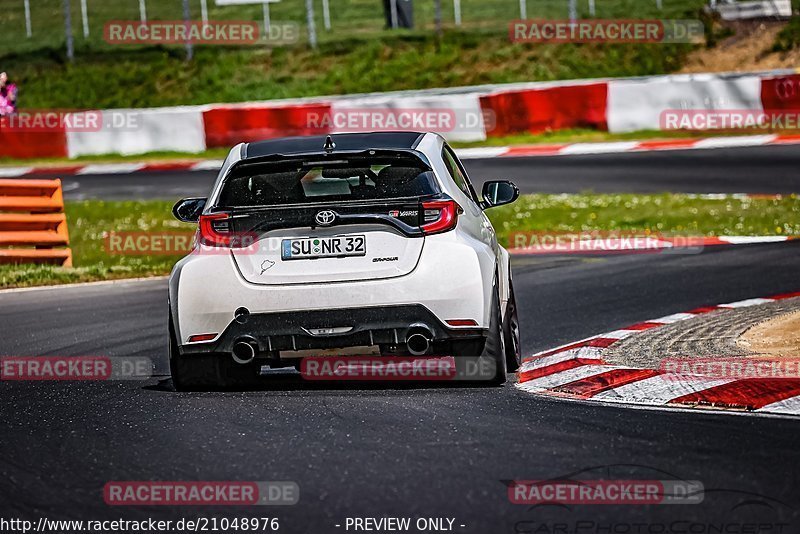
67,106,208,157
3,69,798,160
606,73,763,132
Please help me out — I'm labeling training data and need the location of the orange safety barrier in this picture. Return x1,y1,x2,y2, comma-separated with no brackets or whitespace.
0,179,72,266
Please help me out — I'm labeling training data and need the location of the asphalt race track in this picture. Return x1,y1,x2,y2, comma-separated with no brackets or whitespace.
43,144,800,200
2,241,800,531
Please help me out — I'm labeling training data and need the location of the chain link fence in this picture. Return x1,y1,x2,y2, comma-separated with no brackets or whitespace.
0,0,715,57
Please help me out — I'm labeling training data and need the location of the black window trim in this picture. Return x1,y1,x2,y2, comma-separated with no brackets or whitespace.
442,145,481,206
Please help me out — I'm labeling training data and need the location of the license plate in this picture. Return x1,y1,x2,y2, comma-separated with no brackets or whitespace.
281,235,366,260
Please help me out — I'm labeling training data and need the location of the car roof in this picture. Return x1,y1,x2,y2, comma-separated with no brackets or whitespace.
243,132,426,159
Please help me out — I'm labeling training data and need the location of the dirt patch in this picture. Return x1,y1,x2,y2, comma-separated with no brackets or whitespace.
738,310,800,356
680,20,800,74
603,297,800,369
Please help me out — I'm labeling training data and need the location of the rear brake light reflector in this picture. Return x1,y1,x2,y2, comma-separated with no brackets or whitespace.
188,333,218,343
420,200,460,235
446,319,479,327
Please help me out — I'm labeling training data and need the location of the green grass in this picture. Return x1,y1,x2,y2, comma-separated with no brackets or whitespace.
0,200,191,289
1,194,798,289
2,0,708,56
4,33,696,110
773,16,800,52
489,193,800,248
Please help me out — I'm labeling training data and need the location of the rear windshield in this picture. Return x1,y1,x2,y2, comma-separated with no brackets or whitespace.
218,156,438,207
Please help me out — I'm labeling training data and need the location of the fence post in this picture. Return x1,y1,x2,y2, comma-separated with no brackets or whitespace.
139,0,147,22
24,0,32,37
80,0,89,37
454,0,461,26
200,0,208,23
390,0,398,28
263,2,271,35
656,0,663,9
322,0,331,30
182,0,193,60
63,0,74,61
519,0,526,19
434,0,442,37
568,0,577,22
588,0,595,17
305,0,317,48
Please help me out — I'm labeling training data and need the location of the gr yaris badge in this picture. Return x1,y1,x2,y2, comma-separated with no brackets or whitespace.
315,210,337,226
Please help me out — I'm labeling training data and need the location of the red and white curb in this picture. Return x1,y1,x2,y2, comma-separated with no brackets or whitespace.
456,133,800,159
508,235,797,255
2,133,800,178
517,291,800,416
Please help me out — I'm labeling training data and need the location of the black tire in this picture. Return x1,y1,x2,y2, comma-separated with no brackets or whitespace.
502,278,522,373
477,283,507,386
169,315,261,391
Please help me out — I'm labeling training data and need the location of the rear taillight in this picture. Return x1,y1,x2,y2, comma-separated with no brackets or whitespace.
420,200,460,235
188,333,218,343
446,319,479,327
199,213,232,246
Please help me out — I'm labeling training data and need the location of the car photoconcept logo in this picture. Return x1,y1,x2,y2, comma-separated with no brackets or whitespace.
315,210,337,226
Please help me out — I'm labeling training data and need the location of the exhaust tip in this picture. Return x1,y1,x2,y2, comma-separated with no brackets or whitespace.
406,324,433,356
232,337,258,364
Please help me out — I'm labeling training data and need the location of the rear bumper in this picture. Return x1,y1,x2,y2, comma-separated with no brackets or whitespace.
170,232,499,346
179,304,487,356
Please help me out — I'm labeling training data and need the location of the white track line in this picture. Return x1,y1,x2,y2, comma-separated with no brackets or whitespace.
649,312,698,323
77,163,147,175
758,395,800,415
718,236,791,245
190,159,225,171
592,375,736,405
0,167,32,177
717,298,776,308
518,364,624,390
692,134,777,149
519,347,605,374
558,141,640,155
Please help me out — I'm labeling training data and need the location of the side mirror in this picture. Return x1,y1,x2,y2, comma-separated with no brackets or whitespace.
481,181,519,209
172,197,207,223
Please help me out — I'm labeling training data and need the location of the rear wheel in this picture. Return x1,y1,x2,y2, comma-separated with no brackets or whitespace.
169,315,261,391
475,284,507,386
503,279,522,373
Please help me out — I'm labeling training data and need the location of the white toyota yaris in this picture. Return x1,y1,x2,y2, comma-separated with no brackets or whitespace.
169,131,521,390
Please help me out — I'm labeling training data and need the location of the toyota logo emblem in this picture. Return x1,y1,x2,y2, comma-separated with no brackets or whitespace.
315,210,337,226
